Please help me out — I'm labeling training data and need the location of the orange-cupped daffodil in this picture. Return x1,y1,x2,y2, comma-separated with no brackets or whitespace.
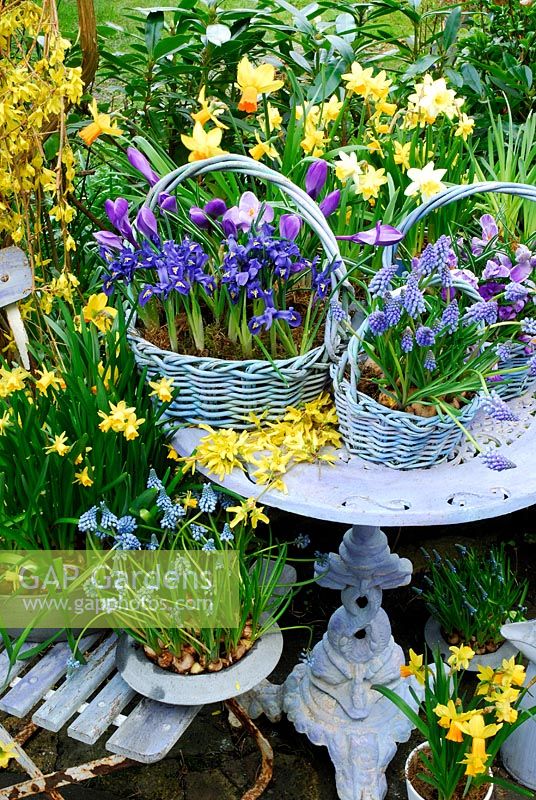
79,100,123,146
236,56,284,113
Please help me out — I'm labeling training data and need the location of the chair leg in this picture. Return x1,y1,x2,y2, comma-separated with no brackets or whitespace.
224,698,273,800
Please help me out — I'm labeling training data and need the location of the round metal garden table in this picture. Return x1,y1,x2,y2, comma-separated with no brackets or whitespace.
172,388,536,800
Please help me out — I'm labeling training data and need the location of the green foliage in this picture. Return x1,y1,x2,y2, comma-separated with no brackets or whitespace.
418,544,528,648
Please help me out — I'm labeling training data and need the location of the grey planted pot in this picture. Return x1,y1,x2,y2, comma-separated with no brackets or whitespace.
116,626,283,705
424,617,517,671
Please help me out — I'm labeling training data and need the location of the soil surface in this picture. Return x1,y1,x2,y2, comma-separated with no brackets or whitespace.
407,746,490,800
0,505,533,799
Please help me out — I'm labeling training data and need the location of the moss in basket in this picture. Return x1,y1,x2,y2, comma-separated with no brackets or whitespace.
77,469,315,674
416,544,528,654
352,234,528,471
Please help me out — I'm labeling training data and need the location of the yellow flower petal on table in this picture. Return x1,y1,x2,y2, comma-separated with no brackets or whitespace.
181,122,227,162
149,377,174,403
74,466,93,487
447,644,475,671
79,99,123,146
236,56,284,113
45,431,71,457
405,161,447,201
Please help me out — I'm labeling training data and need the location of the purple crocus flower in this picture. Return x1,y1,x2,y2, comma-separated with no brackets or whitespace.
337,221,404,246
189,206,210,229
482,258,510,280
127,147,160,187
136,206,160,244
222,192,274,233
305,160,328,199
205,198,227,218
319,190,340,218
104,198,136,245
279,214,301,241
94,230,124,250
158,193,178,213
479,282,504,301
471,214,498,255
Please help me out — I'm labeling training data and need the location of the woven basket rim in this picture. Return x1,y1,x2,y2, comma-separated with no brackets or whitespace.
127,325,327,369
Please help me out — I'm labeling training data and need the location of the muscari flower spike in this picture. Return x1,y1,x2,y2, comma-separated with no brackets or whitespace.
480,450,517,471
482,391,519,422
401,327,414,353
114,532,142,550
78,506,98,533
199,483,218,513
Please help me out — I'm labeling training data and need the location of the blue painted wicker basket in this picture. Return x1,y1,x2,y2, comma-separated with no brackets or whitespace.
332,179,536,469
382,181,536,401
128,155,351,429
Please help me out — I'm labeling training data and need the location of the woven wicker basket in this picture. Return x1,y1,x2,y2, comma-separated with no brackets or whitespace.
128,155,350,429
382,180,536,401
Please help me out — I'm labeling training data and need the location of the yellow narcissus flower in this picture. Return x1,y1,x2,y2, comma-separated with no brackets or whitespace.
0,366,27,397
181,490,198,509
455,112,474,141
494,698,518,723
495,656,526,687
405,161,447,201
236,56,284,113
191,86,228,129
227,497,269,529
400,649,428,685
322,94,343,122
0,742,15,769
447,644,476,671
407,75,458,123
334,151,363,184
82,293,118,333
74,466,93,487
265,103,283,131
35,368,65,394
476,664,497,696
45,432,71,457
341,62,375,98
434,700,478,742
148,377,174,403
0,411,11,435
355,164,388,203
459,751,488,777
300,120,327,156
393,141,411,171
79,99,123,146
249,133,278,162
166,445,180,461
122,412,145,441
181,122,227,162
456,714,502,759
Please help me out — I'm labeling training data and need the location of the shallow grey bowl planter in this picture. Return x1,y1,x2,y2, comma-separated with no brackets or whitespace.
116,626,283,705
424,617,517,672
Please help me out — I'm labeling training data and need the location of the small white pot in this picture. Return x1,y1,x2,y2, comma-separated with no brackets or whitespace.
405,742,494,800
424,617,518,672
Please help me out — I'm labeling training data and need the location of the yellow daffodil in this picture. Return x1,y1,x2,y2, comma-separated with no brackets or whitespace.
405,161,447,201
341,62,375,98
0,742,15,769
300,120,327,156
74,466,94,487
459,751,488,777
191,86,228,129
181,490,198,510
148,377,174,403
249,133,278,161
181,122,227,162
354,164,388,203
456,714,502,759
0,411,11,435
82,293,117,333
376,99,397,116
400,649,428,685
166,445,180,461
227,497,269,529
455,112,474,141
494,698,518,723
434,700,478,742
265,103,283,131
236,56,284,113
295,103,321,126
495,656,526,687
476,664,497,696
79,99,123,146
35,368,65,394
488,685,521,704
407,75,458,123
122,412,145,441
393,141,411,171
334,151,363,184
45,432,71,457
448,644,475,671
322,94,343,122
98,400,144,441
0,366,27,397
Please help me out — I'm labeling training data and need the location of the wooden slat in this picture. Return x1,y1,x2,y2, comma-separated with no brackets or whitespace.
0,643,37,691
106,698,200,764
67,672,136,745
0,635,98,718
32,634,117,732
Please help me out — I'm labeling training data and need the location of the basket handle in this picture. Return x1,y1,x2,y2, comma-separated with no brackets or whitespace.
333,276,485,401
382,181,536,269
146,154,352,359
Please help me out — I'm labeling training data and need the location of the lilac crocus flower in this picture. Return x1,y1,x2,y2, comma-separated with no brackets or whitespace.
482,258,510,280
127,147,160,187
336,221,404,246
222,191,274,233
510,245,534,282
319,190,340,218
305,160,328,199
136,206,160,244
471,214,498,255
279,214,301,241
158,193,178,213
93,230,124,250
189,206,210,229
205,198,227,218
104,198,136,245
